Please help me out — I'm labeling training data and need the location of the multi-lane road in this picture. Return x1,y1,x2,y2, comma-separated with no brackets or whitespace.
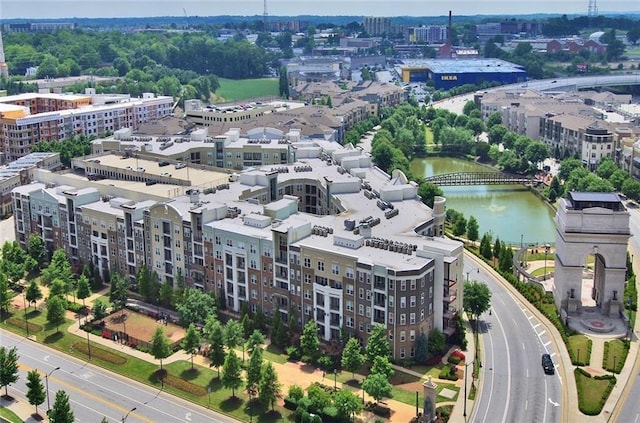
2,330,238,423
466,258,562,423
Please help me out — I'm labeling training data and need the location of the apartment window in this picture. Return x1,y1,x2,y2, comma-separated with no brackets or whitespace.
366,290,371,301
346,316,354,328
226,239,233,247
410,279,416,290
304,257,311,268
421,310,425,321
410,330,416,341
346,284,354,295
358,304,364,316
365,306,371,318
317,261,324,271
421,293,425,305
401,280,406,291
331,264,339,275
359,288,364,299
359,322,364,332
400,331,406,342
388,295,394,308
388,279,394,290
388,313,394,324
429,303,433,315
410,295,416,307
346,300,353,312
400,296,406,308
400,314,406,325
410,313,416,324
304,274,312,284
250,244,256,254
345,267,354,279
429,286,433,299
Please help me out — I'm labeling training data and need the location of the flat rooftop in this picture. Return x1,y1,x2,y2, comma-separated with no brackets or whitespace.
400,58,526,74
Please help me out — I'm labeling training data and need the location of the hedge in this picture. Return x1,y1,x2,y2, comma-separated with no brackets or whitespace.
161,372,207,396
575,368,616,415
6,316,43,333
71,342,127,365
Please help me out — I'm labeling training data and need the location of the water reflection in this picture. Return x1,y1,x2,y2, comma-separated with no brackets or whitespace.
411,157,556,245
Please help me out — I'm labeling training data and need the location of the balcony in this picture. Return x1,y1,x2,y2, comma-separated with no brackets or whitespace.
443,290,457,303
445,278,457,288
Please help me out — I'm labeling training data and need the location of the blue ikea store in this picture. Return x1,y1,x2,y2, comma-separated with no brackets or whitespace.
399,59,527,90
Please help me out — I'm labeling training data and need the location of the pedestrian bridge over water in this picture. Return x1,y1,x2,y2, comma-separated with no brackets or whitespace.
424,172,539,186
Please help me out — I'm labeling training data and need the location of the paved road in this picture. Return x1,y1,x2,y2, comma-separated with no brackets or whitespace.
615,206,640,423
466,258,562,423
2,329,238,423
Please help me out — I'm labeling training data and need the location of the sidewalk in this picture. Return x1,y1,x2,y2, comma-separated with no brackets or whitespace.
0,393,45,423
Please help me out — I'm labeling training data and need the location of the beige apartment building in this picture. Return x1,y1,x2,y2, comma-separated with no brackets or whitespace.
13,130,464,358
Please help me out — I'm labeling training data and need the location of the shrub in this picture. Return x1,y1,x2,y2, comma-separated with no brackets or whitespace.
288,384,304,402
71,342,127,365
451,350,466,361
447,355,461,365
286,345,301,361
161,372,207,396
66,302,85,313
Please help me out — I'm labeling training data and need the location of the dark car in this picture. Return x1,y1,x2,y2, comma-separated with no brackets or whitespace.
158,161,170,167
542,353,554,375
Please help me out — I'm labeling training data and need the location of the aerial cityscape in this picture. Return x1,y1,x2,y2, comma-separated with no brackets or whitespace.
0,1,640,423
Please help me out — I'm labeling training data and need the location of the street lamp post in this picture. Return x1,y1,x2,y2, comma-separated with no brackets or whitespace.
577,348,580,367
86,328,92,360
122,406,137,422
23,292,29,337
543,244,551,281
45,366,61,413
628,296,633,341
334,369,337,390
463,360,474,419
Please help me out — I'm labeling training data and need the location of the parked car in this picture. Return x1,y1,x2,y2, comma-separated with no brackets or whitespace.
160,172,172,177
158,160,170,167
145,179,157,186
175,163,187,169
542,353,554,374
136,167,145,172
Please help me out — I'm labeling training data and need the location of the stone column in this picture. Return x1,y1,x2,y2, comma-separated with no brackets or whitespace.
423,376,438,422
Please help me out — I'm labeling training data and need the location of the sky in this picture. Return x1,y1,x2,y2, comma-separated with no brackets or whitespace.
2,0,639,19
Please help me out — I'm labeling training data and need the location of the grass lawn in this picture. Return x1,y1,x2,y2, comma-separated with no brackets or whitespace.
213,78,279,103
603,339,629,373
568,335,591,366
575,369,616,415
263,344,287,364
425,127,435,145
1,310,288,422
0,406,23,423
530,266,555,277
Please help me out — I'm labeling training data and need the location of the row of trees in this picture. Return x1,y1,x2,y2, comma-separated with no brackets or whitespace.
0,346,74,422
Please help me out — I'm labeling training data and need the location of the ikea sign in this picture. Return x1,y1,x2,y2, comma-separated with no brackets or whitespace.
441,75,458,81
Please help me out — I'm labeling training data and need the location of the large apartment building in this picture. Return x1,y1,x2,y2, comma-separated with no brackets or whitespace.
13,132,464,359
477,88,635,169
0,91,174,162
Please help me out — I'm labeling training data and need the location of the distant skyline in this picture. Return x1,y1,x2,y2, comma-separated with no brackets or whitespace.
2,0,639,20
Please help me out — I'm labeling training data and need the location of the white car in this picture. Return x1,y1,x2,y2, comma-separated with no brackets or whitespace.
175,163,187,169
160,172,172,177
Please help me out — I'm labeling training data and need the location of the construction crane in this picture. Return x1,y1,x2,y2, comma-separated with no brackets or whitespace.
587,0,598,17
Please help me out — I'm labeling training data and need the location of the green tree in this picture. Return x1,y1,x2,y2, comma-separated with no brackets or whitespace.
159,283,174,307
258,362,282,411
108,273,128,311
150,327,172,370
221,349,243,398
26,369,46,416
246,329,265,354
270,311,287,348
622,178,640,201
92,298,108,320
493,237,502,261
341,337,365,379
414,331,429,364
48,390,74,423
300,320,320,361
176,288,216,327
27,234,47,266
486,112,503,128
46,295,66,333
223,319,244,350
463,281,492,332
0,346,19,397
203,316,226,377
418,182,444,208
453,215,467,237
49,279,68,299
181,323,201,369
499,245,514,273
0,273,13,314
25,280,42,308
75,275,91,308
467,216,479,243
334,388,363,422
41,248,72,286
365,324,391,365
363,373,393,404
370,356,394,379
427,328,445,355
480,233,493,260
462,100,478,116
246,344,264,395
